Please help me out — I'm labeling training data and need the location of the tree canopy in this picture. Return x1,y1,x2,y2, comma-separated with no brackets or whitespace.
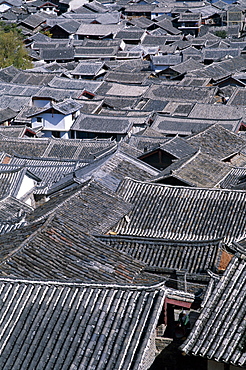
0,22,32,69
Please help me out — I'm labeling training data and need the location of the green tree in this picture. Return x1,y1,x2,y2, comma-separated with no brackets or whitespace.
0,25,32,69
214,30,227,39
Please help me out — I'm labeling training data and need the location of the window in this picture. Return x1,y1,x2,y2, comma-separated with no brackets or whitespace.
37,117,42,123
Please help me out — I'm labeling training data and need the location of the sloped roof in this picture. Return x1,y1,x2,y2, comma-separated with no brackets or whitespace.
156,18,181,35
76,23,120,36
127,133,169,153
70,61,105,76
219,167,246,189
154,151,232,188
151,54,182,66
188,102,246,122
48,76,102,93
72,113,134,134
33,86,84,101
0,107,17,123
150,114,239,136
0,136,50,157
74,46,119,58
3,159,84,195
0,277,166,369
19,13,46,28
187,124,246,160
0,136,116,161
203,48,241,61
0,125,29,138
181,253,246,368
141,34,167,45
11,71,55,86
71,150,159,191
144,84,218,104
228,88,246,106
49,19,80,34
0,214,147,283
115,28,145,40
98,235,223,275
0,65,19,83
27,180,133,235
0,196,33,234
40,47,75,61
104,71,150,84
169,58,204,75
28,99,83,117
112,178,246,243
0,167,33,200
158,136,197,159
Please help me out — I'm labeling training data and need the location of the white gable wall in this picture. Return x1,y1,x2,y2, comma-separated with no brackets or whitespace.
16,174,36,201
32,112,73,131
0,3,11,12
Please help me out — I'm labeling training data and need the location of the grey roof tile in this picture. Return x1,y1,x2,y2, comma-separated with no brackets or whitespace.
40,47,75,61
144,84,218,103
71,114,134,134
0,277,166,369
98,235,223,275
27,180,133,235
155,151,232,188
187,124,246,160
150,115,239,136
0,214,146,283
113,178,246,243
181,253,246,368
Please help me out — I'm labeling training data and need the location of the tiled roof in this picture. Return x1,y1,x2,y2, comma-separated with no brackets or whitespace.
70,61,105,76
0,160,85,195
0,136,117,161
0,108,17,124
0,196,33,234
49,76,102,93
11,72,55,86
188,102,246,122
155,152,232,188
150,115,240,136
112,178,246,243
144,84,218,103
71,114,134,134
76,23,120,36
219,167,246,189
104,71,150,84
203,48,241,61
28,99,83,117
27,180,133,235
181,253,246,368
40,47,75,61
19,13,45,28
0,137,50,157
159,136,197,159
0,168,29,200
32,86,84,101
127,133,168,152
0,66,19,83
98,235,223,275
0,277,166,369
71,150,159,191
0,214,147,283
187,124,246,160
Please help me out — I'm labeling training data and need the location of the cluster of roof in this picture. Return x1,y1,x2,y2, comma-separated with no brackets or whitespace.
0,0,245,368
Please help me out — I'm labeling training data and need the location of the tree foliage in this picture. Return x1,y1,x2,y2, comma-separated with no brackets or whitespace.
0,22,32,69
214,30,227,39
